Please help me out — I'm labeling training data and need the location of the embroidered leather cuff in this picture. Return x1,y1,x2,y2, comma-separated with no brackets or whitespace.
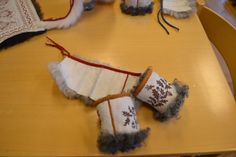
95,93,150,154
134,67,189,122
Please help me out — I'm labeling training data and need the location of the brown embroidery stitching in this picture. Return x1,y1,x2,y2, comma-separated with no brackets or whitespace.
122,106,138,129
0,0,8,7
0,0,40,42
145,78,173,107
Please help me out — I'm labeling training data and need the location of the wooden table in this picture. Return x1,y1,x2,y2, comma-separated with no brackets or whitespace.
0,0,235,156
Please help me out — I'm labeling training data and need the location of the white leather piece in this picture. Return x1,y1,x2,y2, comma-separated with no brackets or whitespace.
59,57,140,101
60,57,101,97
125,0,138,7
90,69,127,100
163,0,192,12
138,0,152,7
110,96,140,134
136,72,177,113
97,96,139,135
97,101,114,135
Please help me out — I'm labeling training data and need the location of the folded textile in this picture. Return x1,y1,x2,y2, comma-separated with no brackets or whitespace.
0,0,114,49
47,38,141,105
134,67,189,121
95,93,150,153
120,0,153,16
0,0,46,49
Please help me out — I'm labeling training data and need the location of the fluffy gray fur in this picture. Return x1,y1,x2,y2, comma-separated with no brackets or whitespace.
120,2,153,16
163,0,196,19
48,62,94,105
154,79,189,122
83,0,96,11
98,128,150,154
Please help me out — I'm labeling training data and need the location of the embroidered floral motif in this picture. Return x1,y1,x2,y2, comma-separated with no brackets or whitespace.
122,106,138,129
0,10,13,18
0,0,8,7
0,21,16,30
0,0,42,43
145,78,173,107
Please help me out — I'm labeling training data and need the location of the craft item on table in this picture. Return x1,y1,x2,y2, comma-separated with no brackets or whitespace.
0,0,45,49
162,0,196,18
46,37,141,105
120,0,153,16
134,67,189,122
94,93,150,153
0,0,114,49
157,0,180,35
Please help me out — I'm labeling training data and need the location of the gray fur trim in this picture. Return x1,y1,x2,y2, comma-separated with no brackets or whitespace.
154,79,189,122
48,62,95,105
98,128,150,154
120,2,153,16
83,0,96,11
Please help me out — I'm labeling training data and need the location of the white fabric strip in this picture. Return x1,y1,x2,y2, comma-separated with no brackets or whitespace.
60,57,102,97
59,57,140,101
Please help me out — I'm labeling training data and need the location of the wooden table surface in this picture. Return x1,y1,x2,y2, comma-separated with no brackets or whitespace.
0,0,236,156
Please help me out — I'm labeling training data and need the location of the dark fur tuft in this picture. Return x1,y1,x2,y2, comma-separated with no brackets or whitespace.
0,31,45,50
83,0,96,11
120,2,153,16
98,128,150,154
31,0,43,19
154,79,189,122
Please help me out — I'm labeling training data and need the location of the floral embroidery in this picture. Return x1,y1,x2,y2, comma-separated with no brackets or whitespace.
145,78,173,107
0,21,16,30
122,106,138,129
0,0,8,7
0,0,41,43
0,10,13,18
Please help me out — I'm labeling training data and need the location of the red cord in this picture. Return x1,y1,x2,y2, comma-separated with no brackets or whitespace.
43,0,75,21
45,37,142,77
